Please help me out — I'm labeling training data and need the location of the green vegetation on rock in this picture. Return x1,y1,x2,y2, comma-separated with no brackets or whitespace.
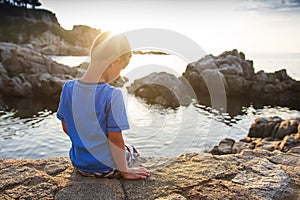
0,2,100,55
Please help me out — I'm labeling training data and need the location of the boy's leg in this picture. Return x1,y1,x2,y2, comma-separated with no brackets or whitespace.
77,144,140,178
77,168,120,178
125,144,140,167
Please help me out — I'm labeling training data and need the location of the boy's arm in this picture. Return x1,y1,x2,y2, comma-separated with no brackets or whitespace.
107,131,128,172
108,131,150,179
61,122,69,136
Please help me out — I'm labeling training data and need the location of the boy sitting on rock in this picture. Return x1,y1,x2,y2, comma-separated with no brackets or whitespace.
57,32,150,180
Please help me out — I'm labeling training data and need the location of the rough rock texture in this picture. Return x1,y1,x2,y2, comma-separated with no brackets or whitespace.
0,5,101,56
28,30,89,56
0,150,299,200
183,49,300,102
0,42,77,98
127,49,300,108
1,117,300,199
127,72,194,108
248,117,300,139
0,43,127,98
210,117,300,156
27,25,100,56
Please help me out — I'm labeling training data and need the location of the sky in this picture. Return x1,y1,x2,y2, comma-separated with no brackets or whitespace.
40,0,300,54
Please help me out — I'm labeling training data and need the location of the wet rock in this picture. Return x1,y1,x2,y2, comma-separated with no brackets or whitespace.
248,116,283,138
209,138,235,155
211,117,300,155
272,118,300,139
248,117,300,140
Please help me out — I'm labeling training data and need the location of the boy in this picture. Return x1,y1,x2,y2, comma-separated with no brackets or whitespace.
57,32,150,179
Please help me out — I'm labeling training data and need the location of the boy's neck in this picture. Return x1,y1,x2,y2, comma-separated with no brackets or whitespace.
80,63,109,84
80,76,108,84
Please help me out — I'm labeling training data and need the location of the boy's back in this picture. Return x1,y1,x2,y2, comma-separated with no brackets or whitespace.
57,80,129,172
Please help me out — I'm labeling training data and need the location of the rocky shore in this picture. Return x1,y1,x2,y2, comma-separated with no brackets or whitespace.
0,42,77,98
0,42,126,99
0,4,100,56
210,117,300,155
1,117,299,200
1,40,299,109
127,49,300,109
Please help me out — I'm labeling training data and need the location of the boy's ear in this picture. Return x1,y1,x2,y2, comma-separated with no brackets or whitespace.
111,58,121,66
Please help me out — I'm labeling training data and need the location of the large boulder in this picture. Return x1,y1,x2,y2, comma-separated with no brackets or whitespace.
130,49,300,109
1,150,299,199
183,49,255,97
183,49,300,104
127,72,195,108
0,42,76,98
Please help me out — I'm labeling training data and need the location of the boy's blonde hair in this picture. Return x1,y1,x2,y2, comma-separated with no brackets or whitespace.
90,32,131,64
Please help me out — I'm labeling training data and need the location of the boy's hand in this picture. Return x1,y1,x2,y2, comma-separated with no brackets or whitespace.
121,167,150,180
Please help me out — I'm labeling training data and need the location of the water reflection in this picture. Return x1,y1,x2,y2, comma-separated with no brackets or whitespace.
0,93,299,159
0,96,57,141
0,96,58,118
197,94,300,117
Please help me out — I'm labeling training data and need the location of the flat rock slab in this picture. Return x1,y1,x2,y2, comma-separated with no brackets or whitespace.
0,151,299,200
55,179,125,200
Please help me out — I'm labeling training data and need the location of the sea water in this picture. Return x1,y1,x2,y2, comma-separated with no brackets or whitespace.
0,53,299,159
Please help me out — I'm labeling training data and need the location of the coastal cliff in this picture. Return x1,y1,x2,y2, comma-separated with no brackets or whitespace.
0,118,299,200
0,3,100,55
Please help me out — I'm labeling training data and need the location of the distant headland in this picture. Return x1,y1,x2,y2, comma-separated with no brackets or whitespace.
0,0,100,55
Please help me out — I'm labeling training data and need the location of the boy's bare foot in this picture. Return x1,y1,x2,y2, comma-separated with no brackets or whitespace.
121,167,150,180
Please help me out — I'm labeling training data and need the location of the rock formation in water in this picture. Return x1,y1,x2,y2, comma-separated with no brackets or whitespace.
184,49,300,102
0,43,128,98
127,72,194,108
210,117,300,154
0,42,77,98
127,49,300,109
0,3,100,55
1,118,300,199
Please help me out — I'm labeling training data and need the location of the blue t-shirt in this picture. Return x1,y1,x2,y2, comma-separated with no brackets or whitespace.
56,80,129,172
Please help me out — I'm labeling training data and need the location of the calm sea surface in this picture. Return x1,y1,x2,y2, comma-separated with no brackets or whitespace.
0,53,299,159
